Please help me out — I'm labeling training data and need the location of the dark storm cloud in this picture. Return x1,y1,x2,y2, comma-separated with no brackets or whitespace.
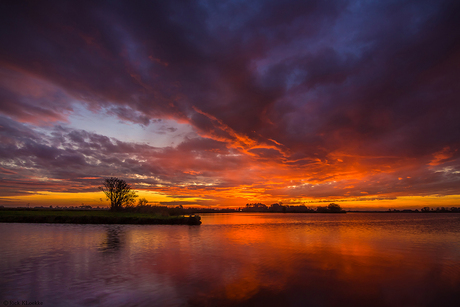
0,0,348,128
0,67,74,123
2,0,458,144
260,0,460,160
1,0,459,204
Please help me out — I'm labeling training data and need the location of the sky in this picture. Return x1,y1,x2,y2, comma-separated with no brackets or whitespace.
0,0,459,209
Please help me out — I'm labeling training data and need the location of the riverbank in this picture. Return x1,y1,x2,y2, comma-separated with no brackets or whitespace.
0,209,201,225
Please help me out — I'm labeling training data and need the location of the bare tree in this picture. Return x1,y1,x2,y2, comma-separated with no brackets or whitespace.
100,177,138,211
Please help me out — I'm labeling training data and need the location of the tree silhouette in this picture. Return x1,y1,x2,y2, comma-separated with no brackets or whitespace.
100,177,138,211
316,203,343,213
327,203,342,212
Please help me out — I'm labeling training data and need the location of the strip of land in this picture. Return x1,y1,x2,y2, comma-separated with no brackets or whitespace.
0,209,201,225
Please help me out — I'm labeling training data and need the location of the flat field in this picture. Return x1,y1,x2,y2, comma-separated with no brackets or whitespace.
0,209,201,225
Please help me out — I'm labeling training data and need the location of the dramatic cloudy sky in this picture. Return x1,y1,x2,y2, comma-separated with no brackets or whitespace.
1,0,459,209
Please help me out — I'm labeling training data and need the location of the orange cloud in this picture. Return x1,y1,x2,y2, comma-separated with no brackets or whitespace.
429,146,454,166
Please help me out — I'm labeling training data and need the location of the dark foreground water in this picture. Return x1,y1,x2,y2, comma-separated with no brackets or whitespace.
1,213,459,307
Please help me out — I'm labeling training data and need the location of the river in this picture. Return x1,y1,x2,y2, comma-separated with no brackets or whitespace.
1,213,459,306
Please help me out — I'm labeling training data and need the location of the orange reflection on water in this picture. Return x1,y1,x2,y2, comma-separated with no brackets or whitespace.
1,213,459,307
189,213,460,306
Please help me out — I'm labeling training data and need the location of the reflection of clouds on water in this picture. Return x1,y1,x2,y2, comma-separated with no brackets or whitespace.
98,226,125,254
1,215,460,306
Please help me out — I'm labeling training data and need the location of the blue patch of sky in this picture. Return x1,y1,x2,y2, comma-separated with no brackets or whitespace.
66,103,196,147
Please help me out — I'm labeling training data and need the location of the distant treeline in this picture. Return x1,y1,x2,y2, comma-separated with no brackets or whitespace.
391,207,460,213
6,204,457,214
242,202,345,213
117,202,345,214
355,207,460,213
123,202,241,215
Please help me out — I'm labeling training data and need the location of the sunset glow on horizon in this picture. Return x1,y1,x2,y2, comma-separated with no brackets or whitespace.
1,0,459,209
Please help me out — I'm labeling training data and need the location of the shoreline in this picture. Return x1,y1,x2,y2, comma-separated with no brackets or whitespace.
0,209,201,225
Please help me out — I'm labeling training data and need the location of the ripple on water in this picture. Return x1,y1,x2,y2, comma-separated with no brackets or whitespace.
1,214,460,307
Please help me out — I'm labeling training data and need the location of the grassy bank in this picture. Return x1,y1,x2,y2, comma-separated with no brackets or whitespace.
0,209,201,225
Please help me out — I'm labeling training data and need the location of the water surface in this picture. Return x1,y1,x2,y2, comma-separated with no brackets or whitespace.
1,213,459,306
